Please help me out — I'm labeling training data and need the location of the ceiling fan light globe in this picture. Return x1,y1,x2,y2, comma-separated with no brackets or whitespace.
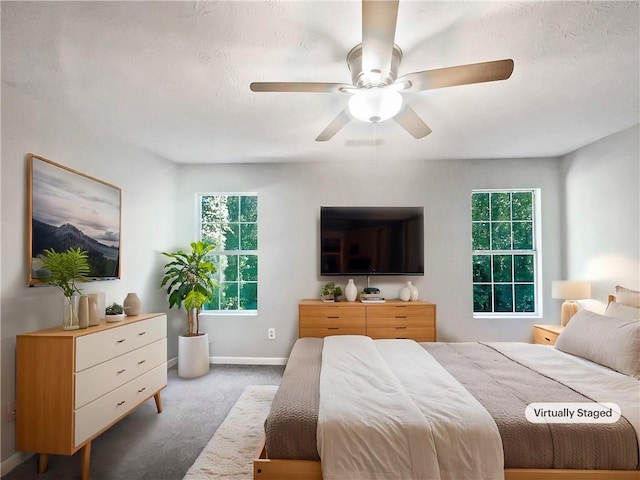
348,88,403,123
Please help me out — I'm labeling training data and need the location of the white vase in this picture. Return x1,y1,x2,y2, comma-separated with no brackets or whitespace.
410,283,419,301
63,295,80,330
345,279,358,302
123,292,141,316
399,283,411,302
178,333,210,378
88,294,100,326
78,295,89,329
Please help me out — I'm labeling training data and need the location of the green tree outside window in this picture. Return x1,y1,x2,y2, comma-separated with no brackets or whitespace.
471,190,538,315
200,194,258,312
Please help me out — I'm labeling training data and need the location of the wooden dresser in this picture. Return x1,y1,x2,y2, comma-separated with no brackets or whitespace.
299,299,436,342
16,313,167,480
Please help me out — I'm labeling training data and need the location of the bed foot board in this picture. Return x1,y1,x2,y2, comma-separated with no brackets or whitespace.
254,442,322,480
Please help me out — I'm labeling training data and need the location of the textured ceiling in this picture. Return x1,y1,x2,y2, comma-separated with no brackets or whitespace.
2,1,639,164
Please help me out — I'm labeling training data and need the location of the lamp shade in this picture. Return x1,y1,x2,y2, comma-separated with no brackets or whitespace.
552,280,591,300
348,87,402,123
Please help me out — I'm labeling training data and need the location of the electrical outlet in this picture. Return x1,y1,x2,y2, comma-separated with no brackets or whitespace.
5,401,16,422
268,328,276,340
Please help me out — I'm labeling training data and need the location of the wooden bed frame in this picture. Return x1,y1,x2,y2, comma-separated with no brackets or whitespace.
254,441,639,480
255,294,638,480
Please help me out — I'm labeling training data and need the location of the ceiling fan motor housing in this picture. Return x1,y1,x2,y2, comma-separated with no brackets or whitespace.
347,43,403,88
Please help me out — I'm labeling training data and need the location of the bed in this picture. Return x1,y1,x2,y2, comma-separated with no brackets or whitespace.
254,287,640,480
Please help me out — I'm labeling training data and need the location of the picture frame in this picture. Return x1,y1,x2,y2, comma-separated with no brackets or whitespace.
28,154,122,285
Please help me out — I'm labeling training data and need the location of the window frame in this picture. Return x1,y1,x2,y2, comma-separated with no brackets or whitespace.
196,192,258,316
471,188,542,318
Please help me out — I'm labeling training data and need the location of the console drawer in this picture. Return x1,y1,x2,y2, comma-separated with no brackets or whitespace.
75,338,167,408
367,327,435,342
75,364,166,446
76,315,166,372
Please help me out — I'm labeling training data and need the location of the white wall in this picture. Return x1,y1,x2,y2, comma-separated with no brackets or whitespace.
562,125,640,306
0,84,177,465
176,155,564,359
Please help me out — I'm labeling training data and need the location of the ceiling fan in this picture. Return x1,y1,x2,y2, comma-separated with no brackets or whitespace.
250,0,514,142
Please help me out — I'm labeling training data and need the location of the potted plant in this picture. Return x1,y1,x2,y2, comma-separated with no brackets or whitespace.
333,285,343,302
105,302,125,322
321,282,336,302
40,247,90,330
161,241,217,378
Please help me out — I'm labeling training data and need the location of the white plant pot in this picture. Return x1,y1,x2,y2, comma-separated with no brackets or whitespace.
178,333,210,378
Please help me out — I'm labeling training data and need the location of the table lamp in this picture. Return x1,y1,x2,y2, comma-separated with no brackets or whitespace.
552,280,592,326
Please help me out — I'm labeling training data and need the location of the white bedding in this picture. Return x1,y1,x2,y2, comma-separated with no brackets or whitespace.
317,336,504,480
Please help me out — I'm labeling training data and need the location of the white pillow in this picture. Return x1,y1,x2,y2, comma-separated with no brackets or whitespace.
615,285,640,308
555,310,640,379
605,301,640,320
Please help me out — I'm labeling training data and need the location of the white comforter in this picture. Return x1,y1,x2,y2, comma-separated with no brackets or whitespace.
317,336,504,480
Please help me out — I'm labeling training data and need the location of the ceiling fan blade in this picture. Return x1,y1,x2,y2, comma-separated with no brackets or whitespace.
361,0,399,82
397,59,514,92
250,82,352,93
316,108,352,142
393,104,432,139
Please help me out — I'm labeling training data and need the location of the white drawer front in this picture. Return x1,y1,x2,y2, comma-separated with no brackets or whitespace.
75,338,167,408
76,315,166,372
74,363,167,447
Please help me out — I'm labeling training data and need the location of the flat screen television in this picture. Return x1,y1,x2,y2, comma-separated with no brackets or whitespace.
320,206,424,276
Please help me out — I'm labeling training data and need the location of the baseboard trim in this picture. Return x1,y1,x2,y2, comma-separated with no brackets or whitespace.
210,356,288,366
1,451,33,476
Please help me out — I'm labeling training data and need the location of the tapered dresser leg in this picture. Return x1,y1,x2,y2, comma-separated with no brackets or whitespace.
81,442,91,480
38,453,48,474
154,392,163,413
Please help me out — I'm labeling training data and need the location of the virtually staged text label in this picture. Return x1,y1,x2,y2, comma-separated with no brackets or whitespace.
525,403,621,423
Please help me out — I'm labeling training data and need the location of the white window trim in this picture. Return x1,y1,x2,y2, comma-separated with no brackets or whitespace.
471,188,543,319
195,192,258,313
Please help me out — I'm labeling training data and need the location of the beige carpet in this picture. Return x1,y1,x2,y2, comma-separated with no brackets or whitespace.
183,385,278,480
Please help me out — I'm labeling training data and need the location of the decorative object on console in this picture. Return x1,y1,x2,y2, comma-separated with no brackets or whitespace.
321,282,337,302
87,294,100,326
410,283,419,301
28,154,121,284
123,292,141,316
345,279,358,302
78,295,89,329
552,280,591,326
161,241,217,378
105,302,125,322
399,282,411,302
39,247,91,330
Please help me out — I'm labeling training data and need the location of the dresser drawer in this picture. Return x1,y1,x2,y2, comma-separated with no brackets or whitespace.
366,304,435,319
367,327,435,342
299,326,366,338
76,316,166,372
75,338,167,408
367,316,434,328
75,364,167,446
534,328,559,345
299,315,365,329
299,304,365,319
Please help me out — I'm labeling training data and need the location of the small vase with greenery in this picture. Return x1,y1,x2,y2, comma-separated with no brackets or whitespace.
40,247,90,330
105,302,125,322
160,241,217,337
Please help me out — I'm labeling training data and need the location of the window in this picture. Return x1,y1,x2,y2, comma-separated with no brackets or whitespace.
471,190,540,316
198,194,258,312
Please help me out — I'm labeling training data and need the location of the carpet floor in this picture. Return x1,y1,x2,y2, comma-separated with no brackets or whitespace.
2,364,284,480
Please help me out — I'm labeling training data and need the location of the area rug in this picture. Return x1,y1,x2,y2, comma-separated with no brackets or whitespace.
183,385,278,480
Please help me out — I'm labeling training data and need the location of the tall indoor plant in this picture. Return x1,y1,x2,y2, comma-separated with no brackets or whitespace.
40,247,90,330
161,241,217,377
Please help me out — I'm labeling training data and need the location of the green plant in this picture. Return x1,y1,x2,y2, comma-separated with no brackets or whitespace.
161,241,217,337
105,303,124,315
333,285,343,297
40,247,90,298
321,282,336,297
